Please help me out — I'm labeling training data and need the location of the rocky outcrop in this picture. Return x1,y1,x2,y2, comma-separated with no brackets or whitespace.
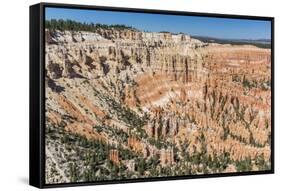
45,28,271,184
109,149,120,166
160,147,174,166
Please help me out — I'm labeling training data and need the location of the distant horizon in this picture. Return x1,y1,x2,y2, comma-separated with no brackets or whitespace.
45,7,271,40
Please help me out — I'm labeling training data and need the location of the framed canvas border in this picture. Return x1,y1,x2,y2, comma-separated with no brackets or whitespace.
29,2,274,188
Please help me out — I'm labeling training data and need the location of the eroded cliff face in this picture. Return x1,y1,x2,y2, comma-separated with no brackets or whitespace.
45,29,271,184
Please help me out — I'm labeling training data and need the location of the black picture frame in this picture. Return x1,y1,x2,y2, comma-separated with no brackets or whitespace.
30,2,274,188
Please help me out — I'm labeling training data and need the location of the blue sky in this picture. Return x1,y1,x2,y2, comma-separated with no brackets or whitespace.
45,7,271,40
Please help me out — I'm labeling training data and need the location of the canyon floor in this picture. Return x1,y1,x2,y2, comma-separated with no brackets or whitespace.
44,26,271,184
